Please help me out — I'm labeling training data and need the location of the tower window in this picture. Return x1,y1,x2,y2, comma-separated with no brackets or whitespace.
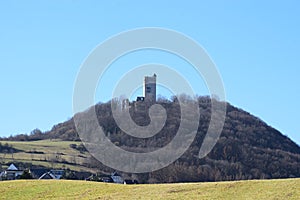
146,87,151,93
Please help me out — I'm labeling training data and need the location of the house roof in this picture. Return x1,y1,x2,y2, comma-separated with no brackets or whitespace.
111,172,121,177
39,172,57,180
30,169,49,179
7,164,18,171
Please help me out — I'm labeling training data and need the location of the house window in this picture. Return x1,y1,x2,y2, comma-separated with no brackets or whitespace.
146,86,151,93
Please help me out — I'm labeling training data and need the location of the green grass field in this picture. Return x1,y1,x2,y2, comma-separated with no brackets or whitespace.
1,140,299,199
0,140,92,172
0,178,299,200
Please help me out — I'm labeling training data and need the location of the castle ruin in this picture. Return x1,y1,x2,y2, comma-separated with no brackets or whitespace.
143,74,156,103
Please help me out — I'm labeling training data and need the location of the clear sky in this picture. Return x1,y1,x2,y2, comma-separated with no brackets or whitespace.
0,1,299,145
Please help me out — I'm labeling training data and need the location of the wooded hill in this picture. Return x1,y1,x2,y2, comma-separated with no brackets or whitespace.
2,96,300,183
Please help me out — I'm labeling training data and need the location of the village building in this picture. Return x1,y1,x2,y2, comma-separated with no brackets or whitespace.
0,164,24,180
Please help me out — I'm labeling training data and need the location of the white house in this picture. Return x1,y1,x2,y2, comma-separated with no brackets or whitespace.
0,164,24,180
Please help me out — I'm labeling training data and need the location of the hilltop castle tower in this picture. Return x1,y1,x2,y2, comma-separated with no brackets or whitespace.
143,74,156,103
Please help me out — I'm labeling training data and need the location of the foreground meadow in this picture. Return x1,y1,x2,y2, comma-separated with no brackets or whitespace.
0,178,299,199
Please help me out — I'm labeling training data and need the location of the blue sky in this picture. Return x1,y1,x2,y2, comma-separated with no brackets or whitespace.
0,1,299,145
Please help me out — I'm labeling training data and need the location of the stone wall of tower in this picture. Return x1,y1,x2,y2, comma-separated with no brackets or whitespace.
143,74,156,103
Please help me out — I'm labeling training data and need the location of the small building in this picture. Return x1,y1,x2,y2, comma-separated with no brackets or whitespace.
85,172,125,184
38,169,64,180
29,168,49,179
0,164,24,180
111,172,123,184
39,172,57,180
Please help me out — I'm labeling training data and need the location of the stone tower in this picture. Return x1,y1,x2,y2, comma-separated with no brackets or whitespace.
143,73,156,103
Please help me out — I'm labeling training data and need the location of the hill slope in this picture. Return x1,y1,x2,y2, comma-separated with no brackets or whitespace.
0,140,93,173
0,178,299,200
2,96,300,183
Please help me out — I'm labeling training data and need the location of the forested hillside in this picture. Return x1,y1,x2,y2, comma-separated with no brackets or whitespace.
2,96,299,183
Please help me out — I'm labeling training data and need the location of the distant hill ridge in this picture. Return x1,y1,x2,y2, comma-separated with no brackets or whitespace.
3,96,300,183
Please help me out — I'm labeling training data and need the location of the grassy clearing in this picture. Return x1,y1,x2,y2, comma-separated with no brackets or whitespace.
0,140,92,172
0,178,299,200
